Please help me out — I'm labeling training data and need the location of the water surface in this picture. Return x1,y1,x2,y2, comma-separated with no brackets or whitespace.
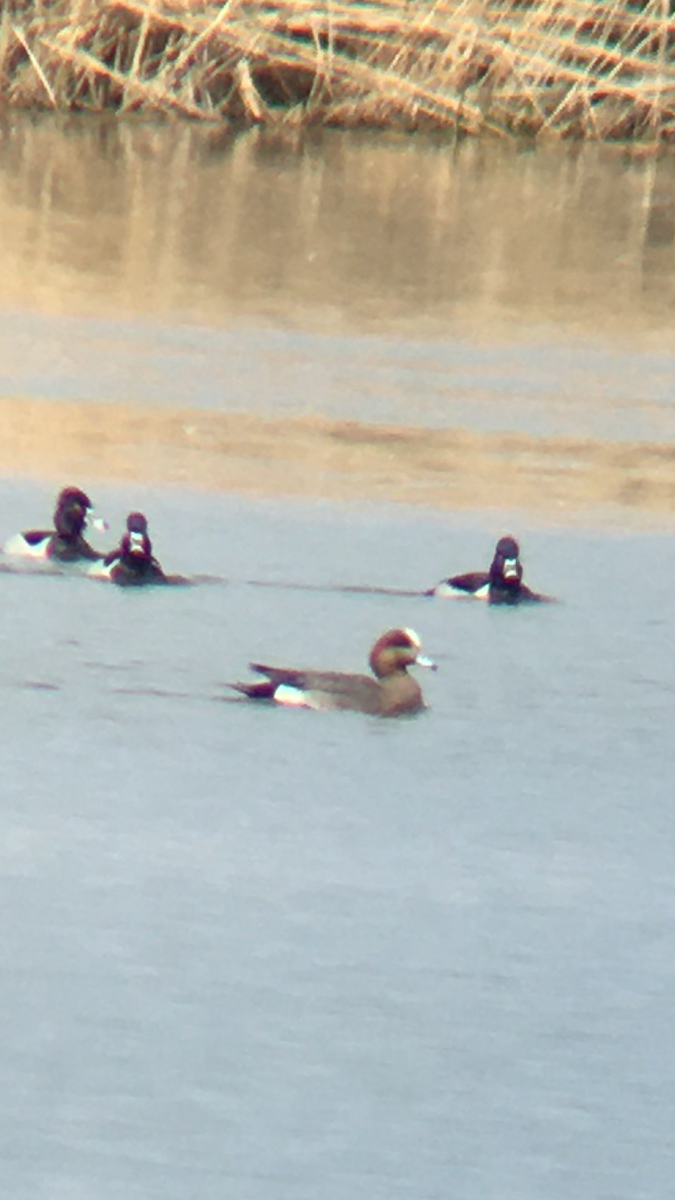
1,120,675,517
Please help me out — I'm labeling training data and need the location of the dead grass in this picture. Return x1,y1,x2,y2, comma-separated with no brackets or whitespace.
1,1,674,138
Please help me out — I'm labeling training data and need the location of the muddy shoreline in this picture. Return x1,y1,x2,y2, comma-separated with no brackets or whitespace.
2,396,674,521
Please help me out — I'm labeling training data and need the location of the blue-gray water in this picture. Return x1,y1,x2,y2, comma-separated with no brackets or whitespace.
1,486,674,1200
1,121,675,1199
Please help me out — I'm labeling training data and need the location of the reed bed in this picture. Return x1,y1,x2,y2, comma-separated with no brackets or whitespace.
1,1,674,139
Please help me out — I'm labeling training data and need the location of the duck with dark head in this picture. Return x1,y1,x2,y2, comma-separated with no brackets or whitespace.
429,536,552,605
96,512,167,587
3,486,107,563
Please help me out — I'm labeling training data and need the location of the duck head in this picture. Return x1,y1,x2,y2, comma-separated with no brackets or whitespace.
490,536,523,590
369,628,437,678
53,487,106,541
121,512,153,562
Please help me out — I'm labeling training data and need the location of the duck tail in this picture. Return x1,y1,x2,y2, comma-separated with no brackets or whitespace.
230,679,276,700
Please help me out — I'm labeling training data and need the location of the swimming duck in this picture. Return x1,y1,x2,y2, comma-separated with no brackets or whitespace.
92,512,167,586
232,627,437,715
429,536,551,605
4,486,107,563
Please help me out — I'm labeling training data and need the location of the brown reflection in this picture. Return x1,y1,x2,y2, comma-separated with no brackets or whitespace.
3,397,675,518
2,120,675,523
1,118,675,338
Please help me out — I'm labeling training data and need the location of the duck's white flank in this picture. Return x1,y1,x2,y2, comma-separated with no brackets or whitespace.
430,582,466,600
88,560,114,580
3,533,50,559
274,685,321,709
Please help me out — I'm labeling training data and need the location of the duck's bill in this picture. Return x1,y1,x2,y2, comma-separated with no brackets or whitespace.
416,653,438,671
502,557,520,579
87,512,109,533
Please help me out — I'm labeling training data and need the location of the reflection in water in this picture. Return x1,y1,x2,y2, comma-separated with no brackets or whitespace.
0,118,675,519
2,117,675,337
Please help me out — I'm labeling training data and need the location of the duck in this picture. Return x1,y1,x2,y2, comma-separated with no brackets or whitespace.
231,627,437,715
429,536,551,605
4,486,107,563
91,512,167,586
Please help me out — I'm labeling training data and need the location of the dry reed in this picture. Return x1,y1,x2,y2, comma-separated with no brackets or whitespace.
1,1,674,139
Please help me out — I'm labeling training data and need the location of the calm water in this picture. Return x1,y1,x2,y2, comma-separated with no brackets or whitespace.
1,119,675,1199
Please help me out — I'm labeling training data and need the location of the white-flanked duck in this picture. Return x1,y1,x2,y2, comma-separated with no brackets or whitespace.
90,512,168,586
4,486,107,563
232,628,437,716
429,536,552,605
